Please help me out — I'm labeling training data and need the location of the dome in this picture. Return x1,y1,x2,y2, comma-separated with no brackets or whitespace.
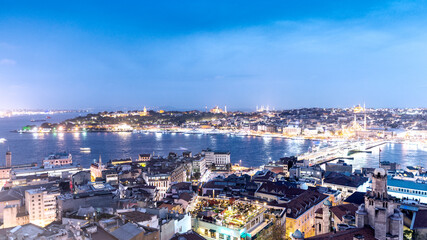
323,199,332,206
374,168,386,177
292,229,304,239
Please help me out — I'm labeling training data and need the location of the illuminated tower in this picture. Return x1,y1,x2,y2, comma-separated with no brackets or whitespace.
5,149,11,167
364,103,367,130
224,105,227,113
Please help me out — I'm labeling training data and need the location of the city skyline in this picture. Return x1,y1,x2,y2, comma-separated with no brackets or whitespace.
1,1,427,110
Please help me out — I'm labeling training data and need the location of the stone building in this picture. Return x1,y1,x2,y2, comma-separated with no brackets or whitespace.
355,168,403,240
306,168,403,240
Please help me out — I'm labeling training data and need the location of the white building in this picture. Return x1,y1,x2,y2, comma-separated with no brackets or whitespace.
192,156,207,175
202,149,230,170
25,188,59,227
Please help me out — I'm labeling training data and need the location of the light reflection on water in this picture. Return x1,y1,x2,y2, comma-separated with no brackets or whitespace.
0,114,426,169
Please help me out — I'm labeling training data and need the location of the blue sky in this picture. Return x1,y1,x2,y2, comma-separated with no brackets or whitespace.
1,1,427,110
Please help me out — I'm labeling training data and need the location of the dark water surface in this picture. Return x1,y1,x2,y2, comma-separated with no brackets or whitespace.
0,113,425,169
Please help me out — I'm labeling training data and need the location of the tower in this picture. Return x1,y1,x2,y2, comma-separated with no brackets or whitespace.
6,149,11,168
363,168,403,240
321,200,332,233
224,105,227,114
316,199,332,235
355,204,368,228
364,103,367,130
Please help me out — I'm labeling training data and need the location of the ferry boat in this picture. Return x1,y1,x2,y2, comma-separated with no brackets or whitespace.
30,119,46,122
0,138,6,143
80,147,91,153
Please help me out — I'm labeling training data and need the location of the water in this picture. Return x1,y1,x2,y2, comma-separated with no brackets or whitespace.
0,113,426,169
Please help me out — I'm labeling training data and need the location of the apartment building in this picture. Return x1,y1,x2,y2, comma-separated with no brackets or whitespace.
25,188,59,227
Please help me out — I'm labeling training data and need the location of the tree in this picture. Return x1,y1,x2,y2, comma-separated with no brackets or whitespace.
193,172,201,180
257,219,286,240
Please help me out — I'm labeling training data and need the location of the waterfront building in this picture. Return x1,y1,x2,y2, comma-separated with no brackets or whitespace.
42,152,72,168
386,177,427,204
0,166,11,189
139,153,152,162
282,126,302,136
12,165,83,179
90,155,106,182
25,188,60,227
110,157,133,165
380,161,401,172
209,106,225,114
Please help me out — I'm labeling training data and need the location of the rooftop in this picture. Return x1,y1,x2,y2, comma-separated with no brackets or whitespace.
120,211,155,223
192,199,265,229
111,222,143,240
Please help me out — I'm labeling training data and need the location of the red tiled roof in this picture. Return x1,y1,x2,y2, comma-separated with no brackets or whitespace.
306,226,375,240
277,190,328,219
329,204,358,221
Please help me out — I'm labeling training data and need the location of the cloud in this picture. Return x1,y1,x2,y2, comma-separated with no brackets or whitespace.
0,59,16,65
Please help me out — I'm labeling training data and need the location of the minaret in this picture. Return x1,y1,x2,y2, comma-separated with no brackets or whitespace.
5,148,11,168
364,103,367,130
224,105,227,114
98,154,102,166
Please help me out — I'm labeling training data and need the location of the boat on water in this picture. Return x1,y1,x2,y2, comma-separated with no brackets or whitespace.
30,119,46,122
80,147,91,153
205,129,221,135
0,138,6,143
187,129,202,134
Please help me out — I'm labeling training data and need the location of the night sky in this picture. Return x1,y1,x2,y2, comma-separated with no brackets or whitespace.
1,1,427,110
